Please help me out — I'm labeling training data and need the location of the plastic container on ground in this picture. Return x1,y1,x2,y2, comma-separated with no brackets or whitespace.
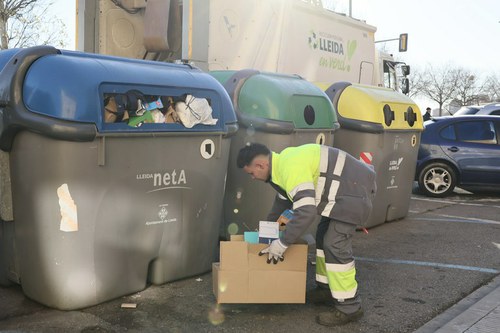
318,81,424,228
211,69,339,240
0,46,237,310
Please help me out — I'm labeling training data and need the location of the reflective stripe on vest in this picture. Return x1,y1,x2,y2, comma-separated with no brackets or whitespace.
321,179,340,216
319,145,329,173
290,182,315,199
317,147,346,216
293,196,316,210
316,145,329,205
333,150,346,176
315,176,326,205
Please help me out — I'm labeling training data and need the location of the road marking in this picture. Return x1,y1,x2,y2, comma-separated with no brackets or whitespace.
411,196,500,209
355,257,499,274
410,215,500,225
439,214,500,224
411,196,467,205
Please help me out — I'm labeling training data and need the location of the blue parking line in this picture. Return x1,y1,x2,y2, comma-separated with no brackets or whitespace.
411,196,500,209
355,257,500,274
410,216,500,225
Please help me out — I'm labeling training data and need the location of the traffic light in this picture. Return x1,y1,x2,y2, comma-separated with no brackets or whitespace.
399,33,408,52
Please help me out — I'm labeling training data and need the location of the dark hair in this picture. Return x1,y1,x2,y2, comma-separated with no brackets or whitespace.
236,143,271,168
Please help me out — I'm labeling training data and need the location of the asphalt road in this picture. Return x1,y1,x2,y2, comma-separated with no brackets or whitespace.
0,186,499,333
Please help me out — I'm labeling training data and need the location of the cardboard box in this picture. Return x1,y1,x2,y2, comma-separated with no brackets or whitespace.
212,235,307,303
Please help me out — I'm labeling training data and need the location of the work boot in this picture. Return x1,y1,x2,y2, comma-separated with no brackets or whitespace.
316,307,363,326
306,287,334,305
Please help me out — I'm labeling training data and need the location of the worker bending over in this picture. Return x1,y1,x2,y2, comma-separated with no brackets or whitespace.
237,143,376,326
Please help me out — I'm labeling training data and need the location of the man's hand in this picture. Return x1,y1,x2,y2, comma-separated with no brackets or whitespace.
259,239,288,264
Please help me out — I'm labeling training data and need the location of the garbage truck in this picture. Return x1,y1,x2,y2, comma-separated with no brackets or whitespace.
76,0,410,93
76,0,416,235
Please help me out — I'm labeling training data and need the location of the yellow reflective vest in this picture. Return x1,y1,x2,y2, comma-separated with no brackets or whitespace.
269,144,376,245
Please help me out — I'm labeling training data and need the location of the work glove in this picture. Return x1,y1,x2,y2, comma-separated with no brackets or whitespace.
259,239,288,264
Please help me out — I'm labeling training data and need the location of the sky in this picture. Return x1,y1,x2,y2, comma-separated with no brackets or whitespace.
49,0,76,49
323,0,500,110
49,0,500,110
350,0,500,75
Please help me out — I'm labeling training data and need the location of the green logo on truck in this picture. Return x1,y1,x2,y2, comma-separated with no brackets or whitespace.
308,30,318,49
308,30,357,72
347,40,357,60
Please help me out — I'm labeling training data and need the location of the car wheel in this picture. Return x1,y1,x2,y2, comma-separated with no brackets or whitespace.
418,162,457,197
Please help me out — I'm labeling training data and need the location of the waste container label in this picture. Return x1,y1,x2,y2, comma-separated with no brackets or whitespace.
359,152,373,165
57,184,78,232
388,158,404,171
136,170,191,193
145,204,178,226
316,133,326,145
411,134,417,147
393,136,405,150
387,176,398,190
200,139,215,159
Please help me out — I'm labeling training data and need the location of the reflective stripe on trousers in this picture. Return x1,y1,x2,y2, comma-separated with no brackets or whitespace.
316,249,358,300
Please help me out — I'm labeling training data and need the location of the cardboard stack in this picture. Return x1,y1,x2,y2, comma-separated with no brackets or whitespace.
212,235,308,303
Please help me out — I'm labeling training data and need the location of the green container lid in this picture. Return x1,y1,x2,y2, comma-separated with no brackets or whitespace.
209,70,237,86
211,70,338,131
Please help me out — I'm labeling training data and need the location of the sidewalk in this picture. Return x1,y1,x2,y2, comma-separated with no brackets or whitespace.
414,274,500,333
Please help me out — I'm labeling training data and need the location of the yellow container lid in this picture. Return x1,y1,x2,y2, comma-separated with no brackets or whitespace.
316,82,424,131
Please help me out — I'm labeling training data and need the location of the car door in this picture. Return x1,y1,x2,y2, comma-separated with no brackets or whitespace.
438,119,500,186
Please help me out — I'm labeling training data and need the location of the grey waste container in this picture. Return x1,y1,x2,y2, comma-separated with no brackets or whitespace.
320,82,424,228
0,219,17,286
211,69,339,240
0,46,237,309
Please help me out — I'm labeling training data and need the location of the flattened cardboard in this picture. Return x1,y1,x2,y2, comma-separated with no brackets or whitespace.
213,238,308,304
212,263,248,303
230,235,245,241
248,270,306,303
219,241,248,270
248,244,307,271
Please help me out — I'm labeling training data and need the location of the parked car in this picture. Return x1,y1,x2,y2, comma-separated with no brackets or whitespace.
415,115,500,197
453,105,484,116
453,103,500,116
479,103,500,115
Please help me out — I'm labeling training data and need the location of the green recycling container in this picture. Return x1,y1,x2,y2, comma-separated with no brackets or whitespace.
318,82,424,228
211,69,339,240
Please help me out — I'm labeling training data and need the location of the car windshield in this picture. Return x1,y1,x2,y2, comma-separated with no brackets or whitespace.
453,106,481,116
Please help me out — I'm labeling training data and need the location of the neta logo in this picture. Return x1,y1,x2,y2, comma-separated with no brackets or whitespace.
137,170,187,187
153,170,186,186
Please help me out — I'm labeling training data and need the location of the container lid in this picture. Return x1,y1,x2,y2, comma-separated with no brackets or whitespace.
321,82,424,132
214,70,338,132
22,50,237,131
210,70,237,86
0,47,238,150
